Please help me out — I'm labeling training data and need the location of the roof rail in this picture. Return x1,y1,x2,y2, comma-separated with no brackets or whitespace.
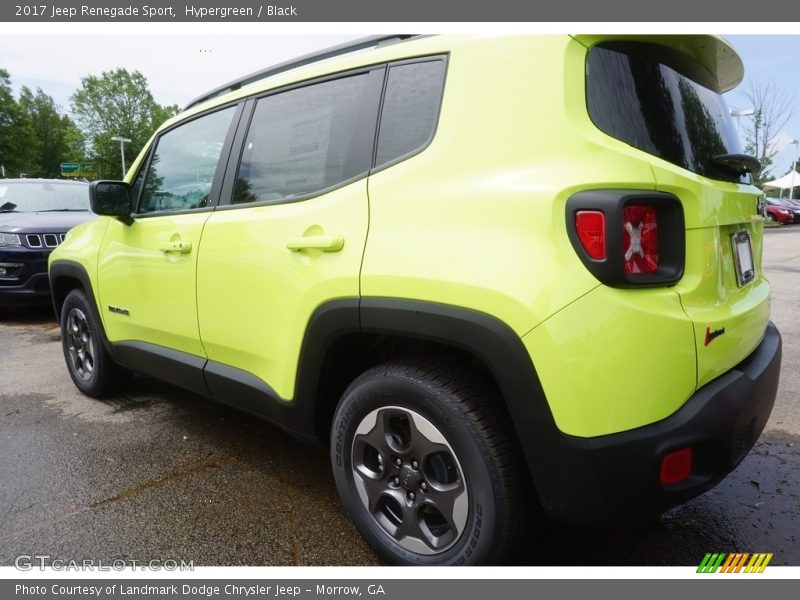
184,34,419,111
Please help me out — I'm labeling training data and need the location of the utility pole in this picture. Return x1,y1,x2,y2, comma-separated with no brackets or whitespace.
730,107,755,136
789,139,800,200
111,136,132,179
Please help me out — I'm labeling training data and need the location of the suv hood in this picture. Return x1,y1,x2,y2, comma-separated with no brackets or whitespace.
0,211,96,233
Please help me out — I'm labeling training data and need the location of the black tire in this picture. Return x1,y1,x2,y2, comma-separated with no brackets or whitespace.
60,289,130,397
331,359,531,565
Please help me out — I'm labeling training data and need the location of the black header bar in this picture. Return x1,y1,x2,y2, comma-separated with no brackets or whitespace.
2,0,800,22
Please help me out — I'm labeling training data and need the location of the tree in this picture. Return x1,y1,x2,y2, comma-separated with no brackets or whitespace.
0,68,35,177
70,69,179,178
17,86,85,178
742,80,794,187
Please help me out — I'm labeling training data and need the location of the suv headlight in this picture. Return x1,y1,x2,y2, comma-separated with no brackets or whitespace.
0,233,22,247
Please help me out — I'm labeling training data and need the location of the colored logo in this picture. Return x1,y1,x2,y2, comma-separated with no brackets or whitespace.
704,326,726,346
697,552,773,573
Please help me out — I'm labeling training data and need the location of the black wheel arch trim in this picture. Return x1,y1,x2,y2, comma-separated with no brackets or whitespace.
354,298,560,491
49,259,94,317
46,274,558,488
49,259,118,359
44,274,782,527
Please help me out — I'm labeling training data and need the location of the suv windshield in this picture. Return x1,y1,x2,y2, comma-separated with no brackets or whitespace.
0,181,90,212
586,42,748,184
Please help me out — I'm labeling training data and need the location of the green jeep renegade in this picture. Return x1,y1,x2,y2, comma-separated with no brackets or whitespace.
49,35,782,566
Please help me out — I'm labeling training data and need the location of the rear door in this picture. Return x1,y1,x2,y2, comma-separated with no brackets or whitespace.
196,67,384,401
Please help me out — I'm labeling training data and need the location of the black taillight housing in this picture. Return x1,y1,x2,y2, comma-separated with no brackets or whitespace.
566,190,685,287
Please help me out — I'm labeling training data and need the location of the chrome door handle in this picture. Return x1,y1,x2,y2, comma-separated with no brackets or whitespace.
158,240,192,254
286,235,344,252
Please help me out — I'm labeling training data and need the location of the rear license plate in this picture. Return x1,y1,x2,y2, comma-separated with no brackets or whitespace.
732,230,755,287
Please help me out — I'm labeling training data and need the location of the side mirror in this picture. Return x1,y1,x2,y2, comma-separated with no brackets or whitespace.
90,181,133,223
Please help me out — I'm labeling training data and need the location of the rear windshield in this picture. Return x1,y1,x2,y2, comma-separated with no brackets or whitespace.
586,42,748,184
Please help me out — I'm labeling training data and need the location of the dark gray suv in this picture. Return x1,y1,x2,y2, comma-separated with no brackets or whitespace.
0,179,93,307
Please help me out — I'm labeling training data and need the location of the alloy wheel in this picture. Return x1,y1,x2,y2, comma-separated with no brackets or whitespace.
351,406,469,555
65,307,94,381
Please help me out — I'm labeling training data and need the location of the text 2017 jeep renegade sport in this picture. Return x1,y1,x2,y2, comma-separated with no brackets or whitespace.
49,35,781,565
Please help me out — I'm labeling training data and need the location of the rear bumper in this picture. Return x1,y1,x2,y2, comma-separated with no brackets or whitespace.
537,321,781,526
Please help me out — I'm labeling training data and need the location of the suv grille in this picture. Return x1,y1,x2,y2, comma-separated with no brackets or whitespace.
25,233,67,249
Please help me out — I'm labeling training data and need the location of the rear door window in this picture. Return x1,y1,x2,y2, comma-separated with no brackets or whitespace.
232,73,373,205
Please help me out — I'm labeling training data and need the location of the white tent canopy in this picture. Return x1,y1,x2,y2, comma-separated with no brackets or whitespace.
762,171,800,193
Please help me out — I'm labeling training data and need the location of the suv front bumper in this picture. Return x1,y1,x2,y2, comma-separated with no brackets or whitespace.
0,248,53,307
537,321,782,526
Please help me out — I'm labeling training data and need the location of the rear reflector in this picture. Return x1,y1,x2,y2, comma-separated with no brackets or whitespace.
623,205,658,274
575,210,606,260
660,447,693,485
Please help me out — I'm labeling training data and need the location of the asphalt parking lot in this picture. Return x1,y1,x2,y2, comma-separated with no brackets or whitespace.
1,227,799,567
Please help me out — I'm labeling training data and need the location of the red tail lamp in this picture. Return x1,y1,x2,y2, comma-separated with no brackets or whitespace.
623,204,659,274
575,210,606,260
660,447,693,485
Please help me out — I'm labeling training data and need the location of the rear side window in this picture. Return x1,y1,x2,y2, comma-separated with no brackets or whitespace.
586,43,747,184
375,59,446,168
233,73,370,205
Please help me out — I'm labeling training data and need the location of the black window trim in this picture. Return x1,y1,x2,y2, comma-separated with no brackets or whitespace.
369,54,449,176
130,100,245,219
213,53,449,212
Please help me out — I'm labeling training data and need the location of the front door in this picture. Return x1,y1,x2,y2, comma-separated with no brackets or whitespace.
98,105,239,358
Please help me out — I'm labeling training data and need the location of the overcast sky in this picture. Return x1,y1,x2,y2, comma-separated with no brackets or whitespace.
0,35,361,109
1,33,800,176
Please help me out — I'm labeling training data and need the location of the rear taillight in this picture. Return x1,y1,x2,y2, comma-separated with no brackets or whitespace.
575,211,606,260
622,205,658,275
660,447,693,485
566,190,684,287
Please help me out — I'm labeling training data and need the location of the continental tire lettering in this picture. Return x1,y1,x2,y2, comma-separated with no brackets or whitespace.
335,392,362,469
335,418,346,468
463,502,483,558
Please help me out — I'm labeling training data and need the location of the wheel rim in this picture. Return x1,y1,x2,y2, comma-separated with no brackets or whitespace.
351,406,469,555
65,307,94,381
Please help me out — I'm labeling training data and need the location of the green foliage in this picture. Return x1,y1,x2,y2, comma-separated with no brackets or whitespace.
0,66,175,180
70,69,178,178
17,86,85,178
0,68,35,177
0,67,87,178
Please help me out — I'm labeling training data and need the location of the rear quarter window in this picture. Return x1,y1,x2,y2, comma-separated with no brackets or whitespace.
374,58,447,168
